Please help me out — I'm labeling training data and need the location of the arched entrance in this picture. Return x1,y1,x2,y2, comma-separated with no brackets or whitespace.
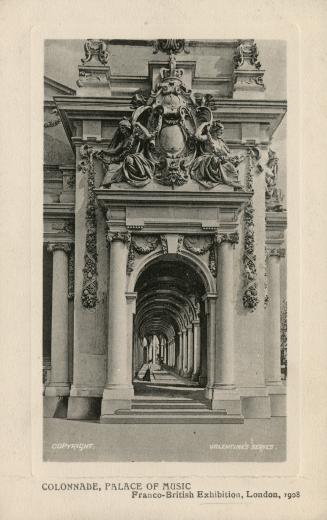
131,254,209,402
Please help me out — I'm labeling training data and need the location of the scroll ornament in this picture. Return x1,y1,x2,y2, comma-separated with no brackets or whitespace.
233,40,261,70
153,39,190,55
82,39,109,65
79,144,98,309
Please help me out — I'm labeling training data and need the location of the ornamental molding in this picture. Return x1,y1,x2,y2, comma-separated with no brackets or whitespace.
215,232,239,245
51,220,74,235
267,247,286,258
153,39,190,55
47,242,71,253
107,231,131,244
79,144,98,309
242,149,259,311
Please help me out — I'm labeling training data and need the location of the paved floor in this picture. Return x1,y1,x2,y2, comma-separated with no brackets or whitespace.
44,370,286,462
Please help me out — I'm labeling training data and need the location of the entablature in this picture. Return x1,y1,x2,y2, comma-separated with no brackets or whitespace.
43,202,75,243
266,209,287,247
96,189,250,236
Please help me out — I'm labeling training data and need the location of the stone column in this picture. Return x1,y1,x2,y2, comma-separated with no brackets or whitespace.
177,331,183,372
265,248,286,416
192,320,201,381
182,329,188,375
101,232,134,419
204,295,216,399
265,249,284,385
187,325,194,377
212,233,241,414
44,243,71,416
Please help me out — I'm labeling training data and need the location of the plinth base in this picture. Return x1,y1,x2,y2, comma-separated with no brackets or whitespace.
267,383,287,417
67,396,101,420
100,385,134,419
211,387,242,415
43,396,68,418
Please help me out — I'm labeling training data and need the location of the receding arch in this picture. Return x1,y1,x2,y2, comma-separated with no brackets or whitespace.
127,249,216,294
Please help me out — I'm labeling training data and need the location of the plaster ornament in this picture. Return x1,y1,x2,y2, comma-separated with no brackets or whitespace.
96,53,244,190
82,39,109,65
153,39,190,55
233,39,261,70
242,150,259,311
79,145,98,309
265,149,284,211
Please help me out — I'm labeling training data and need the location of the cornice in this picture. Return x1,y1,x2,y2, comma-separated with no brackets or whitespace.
266,210,288,230
43,202,75,218
95,189,251,207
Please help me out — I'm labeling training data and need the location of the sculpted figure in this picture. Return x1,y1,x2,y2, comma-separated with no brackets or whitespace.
99,116,160,188
190,120,243,189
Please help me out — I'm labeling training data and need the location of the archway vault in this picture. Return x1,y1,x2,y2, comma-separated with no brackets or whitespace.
132,254,208,383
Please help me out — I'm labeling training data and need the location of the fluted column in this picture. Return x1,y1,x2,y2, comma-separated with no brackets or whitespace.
192,320,201,381
45,243,71,397
101,232,133,418
212,233,241,414
187,325,194,377
182,328,188,375
265,249,284,385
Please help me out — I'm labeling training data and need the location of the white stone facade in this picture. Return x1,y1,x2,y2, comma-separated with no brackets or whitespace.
43,39,287,422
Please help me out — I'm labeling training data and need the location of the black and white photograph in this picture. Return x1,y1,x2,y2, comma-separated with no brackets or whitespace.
43,38,287,463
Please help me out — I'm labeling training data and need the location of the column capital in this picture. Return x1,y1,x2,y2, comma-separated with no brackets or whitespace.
182,328,187,334
268,247,285,258
177,331,182,337
47,242,71,254
106,231,131,245
192,319,200,326
215,232,239,246
186,324,192,330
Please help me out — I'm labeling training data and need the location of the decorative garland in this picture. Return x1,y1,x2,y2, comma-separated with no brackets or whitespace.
280,298,287,380
127,235,159,274
68,246,75,300
79,144,98,308
242,149,259,311
264,246,269,308
181,235,217,277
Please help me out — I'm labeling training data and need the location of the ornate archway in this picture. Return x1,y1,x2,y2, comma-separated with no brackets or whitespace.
132,253,208,385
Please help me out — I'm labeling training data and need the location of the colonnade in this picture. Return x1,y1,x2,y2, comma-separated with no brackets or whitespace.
44,232,285,418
